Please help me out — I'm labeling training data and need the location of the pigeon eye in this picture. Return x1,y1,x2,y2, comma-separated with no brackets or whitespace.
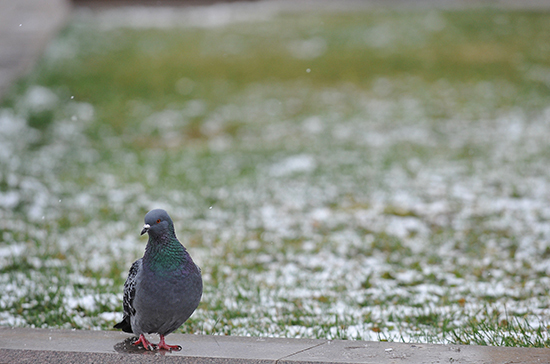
156,219,161,223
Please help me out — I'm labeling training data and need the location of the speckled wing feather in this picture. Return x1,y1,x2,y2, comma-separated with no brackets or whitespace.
113,258,142,333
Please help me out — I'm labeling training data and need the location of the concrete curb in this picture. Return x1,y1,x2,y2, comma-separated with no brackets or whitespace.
1,327,549,364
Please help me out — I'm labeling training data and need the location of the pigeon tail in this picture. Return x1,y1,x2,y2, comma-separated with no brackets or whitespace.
113,316,132,333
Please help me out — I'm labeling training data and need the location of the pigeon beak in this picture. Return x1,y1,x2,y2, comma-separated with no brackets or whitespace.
140,224,150,235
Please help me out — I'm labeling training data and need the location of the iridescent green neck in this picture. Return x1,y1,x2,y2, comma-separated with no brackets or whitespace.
144,234,186,272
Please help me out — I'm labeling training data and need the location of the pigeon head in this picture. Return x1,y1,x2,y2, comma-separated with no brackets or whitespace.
141,209,174,238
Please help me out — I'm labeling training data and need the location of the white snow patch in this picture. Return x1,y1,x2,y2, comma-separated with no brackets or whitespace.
269,154,317,176
287,37,328,60
22,86,58,112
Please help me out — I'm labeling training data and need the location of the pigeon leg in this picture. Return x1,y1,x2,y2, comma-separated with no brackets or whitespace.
157,335,182,351
133,334,156,351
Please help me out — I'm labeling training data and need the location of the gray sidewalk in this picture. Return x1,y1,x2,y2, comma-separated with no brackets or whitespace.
0,0,70,100
1,327,550,364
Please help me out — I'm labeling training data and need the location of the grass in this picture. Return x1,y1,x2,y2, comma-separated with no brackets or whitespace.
1,4,550,347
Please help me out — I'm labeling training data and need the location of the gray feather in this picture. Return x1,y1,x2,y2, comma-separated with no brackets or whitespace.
115,209,203,338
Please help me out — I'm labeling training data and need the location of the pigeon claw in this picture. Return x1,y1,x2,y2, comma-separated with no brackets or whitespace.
157,335,182,352
133,334,156,351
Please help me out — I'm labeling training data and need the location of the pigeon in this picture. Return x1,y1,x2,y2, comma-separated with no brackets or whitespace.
114,209,203,351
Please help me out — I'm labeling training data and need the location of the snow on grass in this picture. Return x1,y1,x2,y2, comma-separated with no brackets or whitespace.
80,2,280,31
0,5,550,347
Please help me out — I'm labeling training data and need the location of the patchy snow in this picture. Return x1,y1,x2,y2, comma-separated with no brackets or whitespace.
78,2,281,30
2,8,550,345
21,86,59,113
269,154,317,177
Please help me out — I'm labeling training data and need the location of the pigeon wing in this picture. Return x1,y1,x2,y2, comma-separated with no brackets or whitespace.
114,258,142,333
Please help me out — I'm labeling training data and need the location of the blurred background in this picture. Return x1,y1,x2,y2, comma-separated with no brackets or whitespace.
1,0,550,347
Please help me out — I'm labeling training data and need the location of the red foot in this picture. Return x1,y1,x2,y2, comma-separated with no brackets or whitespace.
157,335,182,351
133,334,155,351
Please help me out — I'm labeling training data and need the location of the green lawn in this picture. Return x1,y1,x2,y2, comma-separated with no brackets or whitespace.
1,5,550,346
